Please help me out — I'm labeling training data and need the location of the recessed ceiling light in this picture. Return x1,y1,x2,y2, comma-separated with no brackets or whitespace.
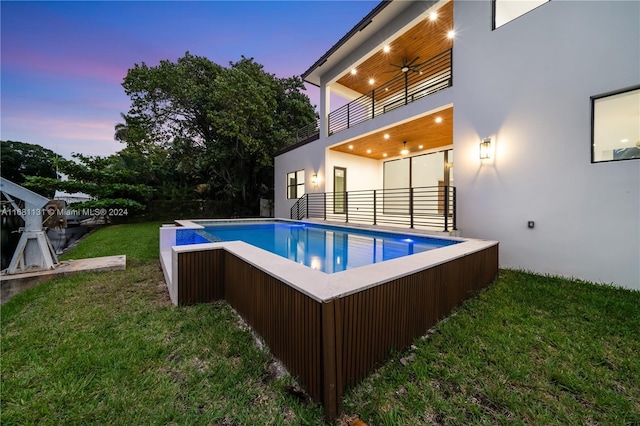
435,116,443,123
419,145,423,149
348,145,354,150
351,68,357,75
447,30,456,39
383,153,387,157
383,45,390,53
621,138,629,143
369,78,375,85
367,149,372,154
384,134,390,139
429,11,438,21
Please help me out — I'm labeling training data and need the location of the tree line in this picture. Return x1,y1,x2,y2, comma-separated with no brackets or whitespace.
1,53,316,218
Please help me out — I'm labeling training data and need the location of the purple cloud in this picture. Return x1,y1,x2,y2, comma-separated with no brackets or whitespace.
1,0,378,159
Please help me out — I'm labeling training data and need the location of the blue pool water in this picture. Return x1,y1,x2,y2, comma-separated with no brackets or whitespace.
177,222,459,274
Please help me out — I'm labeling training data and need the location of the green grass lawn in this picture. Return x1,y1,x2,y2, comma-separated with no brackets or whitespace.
59,222,162,264
2,223,639,425
343,270,640,425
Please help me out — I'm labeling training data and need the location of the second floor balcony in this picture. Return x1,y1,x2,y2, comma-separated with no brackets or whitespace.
290,48,452,145
328,48,452,136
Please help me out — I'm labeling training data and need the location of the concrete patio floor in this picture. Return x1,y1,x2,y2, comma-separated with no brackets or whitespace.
1,255,126,303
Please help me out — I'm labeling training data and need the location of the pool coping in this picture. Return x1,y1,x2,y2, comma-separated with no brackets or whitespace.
166,218,498,303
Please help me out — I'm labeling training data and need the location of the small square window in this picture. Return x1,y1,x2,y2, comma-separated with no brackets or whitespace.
591,86,640,163
493,0,549,29
287,170,305,199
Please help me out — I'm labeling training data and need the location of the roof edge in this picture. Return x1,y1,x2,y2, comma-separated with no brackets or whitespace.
301,0,393,82
275,134,320,157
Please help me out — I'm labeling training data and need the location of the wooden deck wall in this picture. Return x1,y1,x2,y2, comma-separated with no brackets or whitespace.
177,249,225,304
332,244,499,403
223,253,325,403
174,243,498,419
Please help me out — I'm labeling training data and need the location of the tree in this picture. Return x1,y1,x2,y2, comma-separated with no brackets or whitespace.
23,153,153,216
120,52,316,213
0,141,60,194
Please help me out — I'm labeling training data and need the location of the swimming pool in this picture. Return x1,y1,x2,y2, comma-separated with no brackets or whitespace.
160,218,498,418
182,222,460,273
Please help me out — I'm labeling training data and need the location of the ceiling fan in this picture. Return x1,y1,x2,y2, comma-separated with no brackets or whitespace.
387,57,429,106
388,57,428,74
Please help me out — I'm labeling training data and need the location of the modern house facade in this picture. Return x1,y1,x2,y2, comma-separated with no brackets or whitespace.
274,0,639,291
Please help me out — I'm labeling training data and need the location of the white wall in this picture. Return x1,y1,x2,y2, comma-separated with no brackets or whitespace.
453,0,640,290
274,144,383,218
325,150,382,193
275,141,326,218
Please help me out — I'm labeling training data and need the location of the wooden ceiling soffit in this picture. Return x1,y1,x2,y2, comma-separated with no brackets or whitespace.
330,107,453,160
336,1,454,98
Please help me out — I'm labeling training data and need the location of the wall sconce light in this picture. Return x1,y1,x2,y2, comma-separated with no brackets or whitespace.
479,138,492,159
311,173,318,185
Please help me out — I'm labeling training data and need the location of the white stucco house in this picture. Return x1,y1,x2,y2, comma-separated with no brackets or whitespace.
274,0,639,291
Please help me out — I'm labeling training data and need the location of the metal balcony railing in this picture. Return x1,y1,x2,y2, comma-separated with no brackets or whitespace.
328,49,452,136
288,49,453,145
291,185,456,232
289,119,320,144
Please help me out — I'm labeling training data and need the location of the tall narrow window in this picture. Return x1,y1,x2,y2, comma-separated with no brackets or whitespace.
287,170,305,199
591,85,640,163
333,167,346,214
493,0,549,29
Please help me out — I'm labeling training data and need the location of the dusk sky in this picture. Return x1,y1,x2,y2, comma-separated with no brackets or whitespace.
1,1,378,159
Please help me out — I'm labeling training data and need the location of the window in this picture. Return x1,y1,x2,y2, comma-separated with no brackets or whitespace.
493,0,549,29
591,85,640,163
382,149,453,214
287,170,305,199
383,149,453,189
